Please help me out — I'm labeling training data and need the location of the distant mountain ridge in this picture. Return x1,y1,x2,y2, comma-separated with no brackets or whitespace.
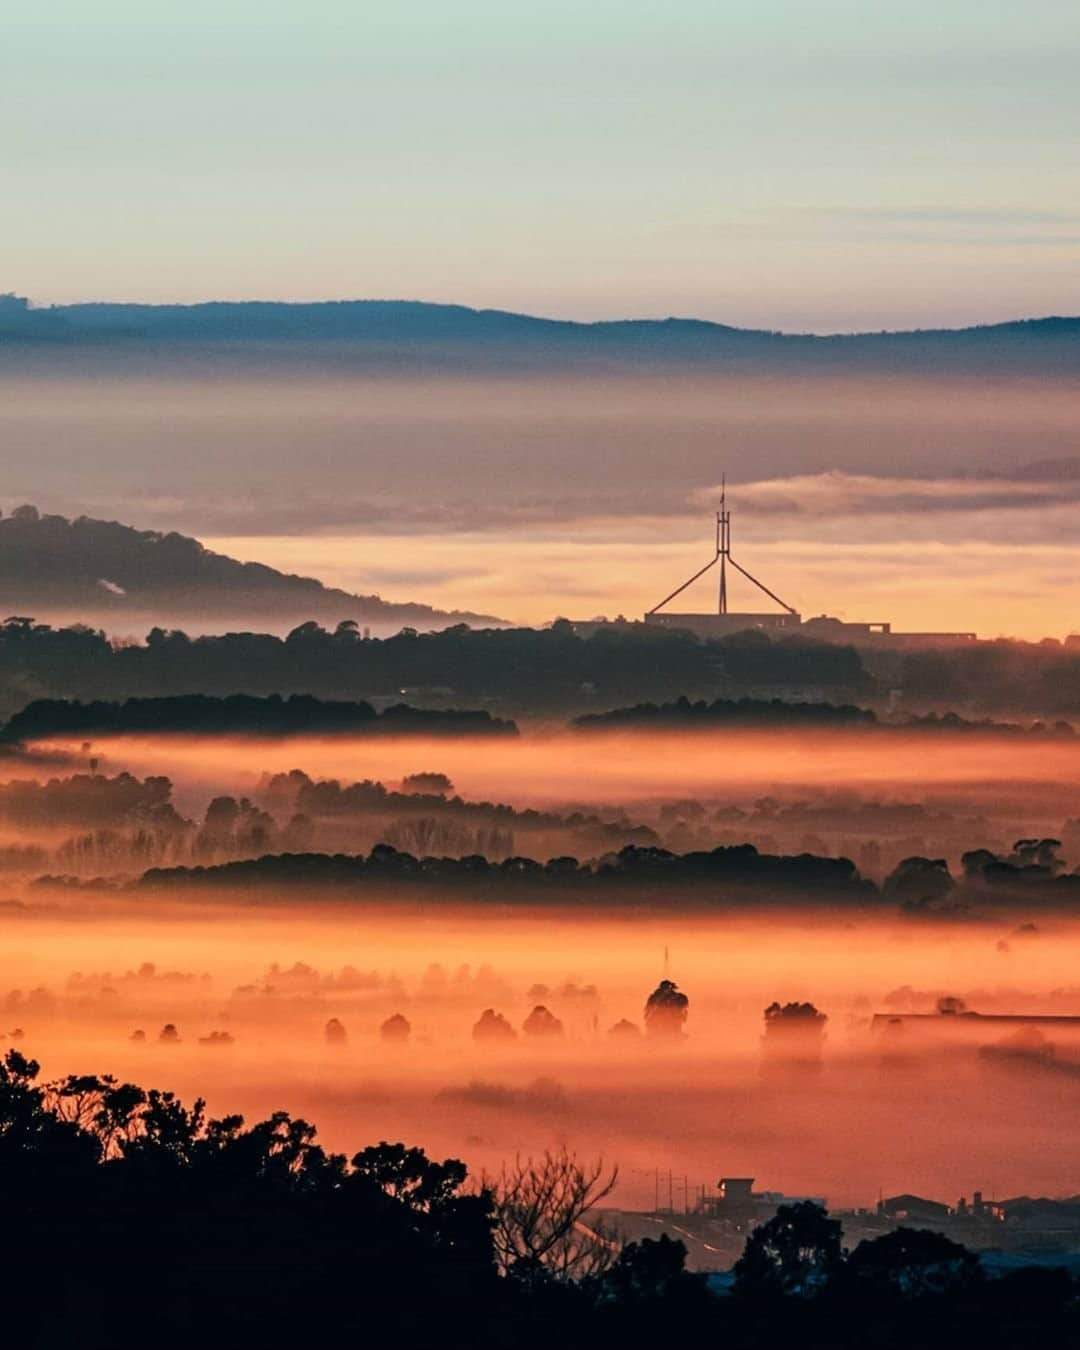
0,506,503,634
2,292,1078,373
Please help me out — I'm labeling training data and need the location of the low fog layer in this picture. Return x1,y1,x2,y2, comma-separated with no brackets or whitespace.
2,722,1080,1211
5,902,1080,1212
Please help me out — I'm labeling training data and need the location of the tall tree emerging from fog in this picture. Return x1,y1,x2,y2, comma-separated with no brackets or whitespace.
644,979,690,1037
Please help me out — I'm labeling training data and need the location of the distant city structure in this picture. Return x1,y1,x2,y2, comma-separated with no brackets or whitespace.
698,1176,827,1226
644,481,805,639
604,1169,1080,1272
570,487,978,646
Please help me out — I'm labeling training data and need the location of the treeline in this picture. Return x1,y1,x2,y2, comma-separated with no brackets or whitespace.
259,769,658,858
2,695,517,742
0,616,869,720
116,842,877,903
7,690,1073,749
0,767,660,876
576,696,875,730
27,837,1080,912
12,777,1080,908
575,695,1076,738
1,1048,1076,1349
1,616,1080,721
33,839,1080,913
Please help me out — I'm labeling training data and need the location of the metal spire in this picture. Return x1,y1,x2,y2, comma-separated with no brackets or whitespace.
647,478,797,618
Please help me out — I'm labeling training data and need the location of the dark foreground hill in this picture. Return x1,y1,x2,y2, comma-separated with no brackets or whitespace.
0,507,502,634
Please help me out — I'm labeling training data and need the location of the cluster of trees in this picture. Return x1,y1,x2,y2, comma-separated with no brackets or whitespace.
471,987,642,1042
642,794,998,884
0,770,175,827
884,841,1080,911
0,776,289,875
0,765,661,876
1,1049,1076,1348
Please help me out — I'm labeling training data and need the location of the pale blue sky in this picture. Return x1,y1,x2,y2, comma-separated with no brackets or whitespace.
3,0,1078,329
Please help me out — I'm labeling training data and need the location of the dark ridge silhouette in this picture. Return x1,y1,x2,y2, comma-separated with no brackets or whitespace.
0,507,502,631
4,292,1080,374
2,694,518,742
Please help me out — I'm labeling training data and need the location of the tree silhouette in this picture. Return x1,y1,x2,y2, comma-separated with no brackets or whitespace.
883,856,954,905
644,979,689,1037
473,1008,517,1041
734,1201,843,1298
844,1226,982,1299
380,1013,411,1042
608,1018,641,1039
523,1005,564,1038
602,1233,706,1306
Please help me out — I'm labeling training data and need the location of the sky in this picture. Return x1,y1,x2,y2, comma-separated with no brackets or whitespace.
4,0,1079,331
3,1,1079,639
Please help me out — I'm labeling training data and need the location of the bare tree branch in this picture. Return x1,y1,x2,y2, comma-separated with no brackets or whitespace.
483,1148,620,1282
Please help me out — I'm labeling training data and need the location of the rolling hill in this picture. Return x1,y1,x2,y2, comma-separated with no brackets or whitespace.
2,293,1078,375
0,506,503,636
